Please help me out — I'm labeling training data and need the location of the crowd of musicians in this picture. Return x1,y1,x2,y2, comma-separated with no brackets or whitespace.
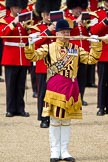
0,0,108,121
0,0,108,118
0,0,107,118
0,0,108,162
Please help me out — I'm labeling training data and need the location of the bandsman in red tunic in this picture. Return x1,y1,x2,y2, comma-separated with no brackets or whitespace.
86,0,98,88
0,0,31,117
28,0,61,128
90,0,108,116
23,0,39,98
65,0,90,106
0,0,6,82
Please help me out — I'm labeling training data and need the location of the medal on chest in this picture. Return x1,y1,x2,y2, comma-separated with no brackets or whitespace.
67,47,78,56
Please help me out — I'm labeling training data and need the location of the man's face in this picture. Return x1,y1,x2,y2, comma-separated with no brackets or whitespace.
56,29,70,42
10,6,22,17
41,12,50,24
72,7,82,18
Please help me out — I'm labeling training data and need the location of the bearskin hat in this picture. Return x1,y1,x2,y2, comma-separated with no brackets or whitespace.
36,0,61,13
6,0,29,9
66,0,88,9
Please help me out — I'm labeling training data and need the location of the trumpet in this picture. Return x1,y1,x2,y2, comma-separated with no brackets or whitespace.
23,19,34,29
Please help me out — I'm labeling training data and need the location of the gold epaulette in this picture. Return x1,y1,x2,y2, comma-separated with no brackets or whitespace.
31,0,41,17
60,5,67,11
89,11,99,18
98,1,104,8
26,6,31,11
84,8,99,18
27,1,36,11
28,25,40,32
0,18,8,24
0,1,5,6
33,9,40,17
36,21,44,25
28,0,36,5
65,18,74,28
60,1,67,10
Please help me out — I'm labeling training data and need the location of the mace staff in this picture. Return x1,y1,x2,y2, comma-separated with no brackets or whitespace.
0,35,88,39
0,35,108,40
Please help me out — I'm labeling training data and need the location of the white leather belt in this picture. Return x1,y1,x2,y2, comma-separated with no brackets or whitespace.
4,42,25,47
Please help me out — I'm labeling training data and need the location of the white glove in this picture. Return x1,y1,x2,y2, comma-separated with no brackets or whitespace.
102,34,108,43
13,16,18,24
28,32,41,44
87,35,99,42
103,34,108,40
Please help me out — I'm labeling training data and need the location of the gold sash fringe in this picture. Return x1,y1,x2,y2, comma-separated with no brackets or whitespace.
42,90,82,120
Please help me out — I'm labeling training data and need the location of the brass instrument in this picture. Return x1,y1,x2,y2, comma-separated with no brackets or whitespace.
0,1,5,6
23,19,34,29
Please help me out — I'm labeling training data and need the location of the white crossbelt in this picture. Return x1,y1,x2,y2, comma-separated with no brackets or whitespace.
4,41,25,47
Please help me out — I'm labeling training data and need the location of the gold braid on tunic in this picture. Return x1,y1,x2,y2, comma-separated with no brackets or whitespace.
25,40,102,120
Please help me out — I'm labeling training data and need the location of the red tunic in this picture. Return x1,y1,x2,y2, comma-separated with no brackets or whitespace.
30,22,55,73
65,10,90,52
0,14,30,66
89,0,98,11
90,9,108,61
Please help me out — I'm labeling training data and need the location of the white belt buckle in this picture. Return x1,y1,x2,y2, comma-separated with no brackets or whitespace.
19,43,25,47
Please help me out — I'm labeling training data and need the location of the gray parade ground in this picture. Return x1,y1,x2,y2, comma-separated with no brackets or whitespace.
0,72,108,162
